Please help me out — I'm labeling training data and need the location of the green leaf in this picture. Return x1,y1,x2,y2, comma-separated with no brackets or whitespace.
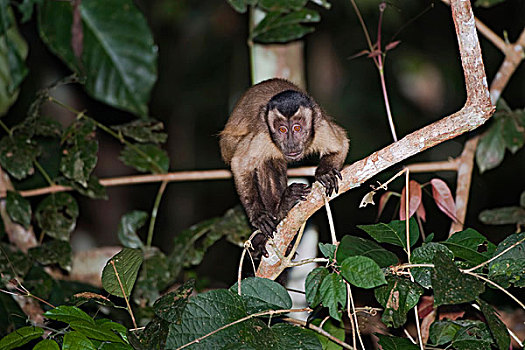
70,318,125,344
451,321,493,350
129,316,169,350
0,7,28,117
226,0,250,13
0,243,32,283
259,0,308,12
62,331,96,350
309,0,331,9
60,118,98,187
476,118,505,173
252,9,320,38
166,289,320,349
254,23,314,43
340,256,386,289
376,334,419,350
29,239,72,271
311,318,344,350
305,267,329,308
479,206,525,225
477,299,510,350
44,305,94,324
5,190,31,228
120,143,169,174
63,175,108,200
501,113,525,153
428,320,462,346
443,228,496,266
336,235,398,268
16,0,43,23
38,0,157,116
117,211,147,249
0,293,26,336
319,273,346,321
374,276,423,328
35,193,79,241
102,248,143,298
0,326,43,350
112,118,167,144
0,134,38,180
357,219,419,250
411,242,454,288
431,252,484,306
488,233,525,288
230,277,292,313
33,339,60,350
318,243,336,259
154,279,195,323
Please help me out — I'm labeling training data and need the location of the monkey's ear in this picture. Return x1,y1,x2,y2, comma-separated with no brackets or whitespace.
266,108,287,133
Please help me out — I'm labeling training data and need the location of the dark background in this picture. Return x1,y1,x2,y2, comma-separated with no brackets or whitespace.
6,0,525,286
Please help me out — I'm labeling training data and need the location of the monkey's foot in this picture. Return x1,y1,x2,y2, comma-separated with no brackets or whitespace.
315,168,342,197
252,212,277,239
281,183,311,208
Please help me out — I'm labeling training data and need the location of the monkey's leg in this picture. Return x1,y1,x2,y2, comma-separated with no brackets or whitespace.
275,183,311,220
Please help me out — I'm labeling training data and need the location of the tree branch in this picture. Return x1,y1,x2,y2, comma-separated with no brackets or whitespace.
256,0,494,279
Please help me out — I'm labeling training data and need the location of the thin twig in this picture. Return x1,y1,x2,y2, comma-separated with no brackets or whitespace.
146,180,168,247
176,308,312,350
324,198,337,244
288,257,329,267
110,260,137,328
463,271,525,311
346,282,365,349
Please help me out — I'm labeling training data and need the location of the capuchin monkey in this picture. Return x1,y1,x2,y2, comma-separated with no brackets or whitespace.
220,78,349,257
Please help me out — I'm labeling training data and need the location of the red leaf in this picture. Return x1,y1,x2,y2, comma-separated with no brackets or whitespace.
385,40,401,51
348,49,370,60
416,200,426,222
439,309,465,321
418,296,435,319
430,178,457,222
399,180,422,220
367,50,382,58
377,191,395,220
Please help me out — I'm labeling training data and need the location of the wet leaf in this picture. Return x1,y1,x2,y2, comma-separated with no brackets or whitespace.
476,119,505,173
5,190,31,228
431,252,484,306
430,178,457,222
112,118,167,144
60,118,98,187
411,242,453,288
120,143,169,174
101,248,143,298
0,134,38,180
35,193,79,241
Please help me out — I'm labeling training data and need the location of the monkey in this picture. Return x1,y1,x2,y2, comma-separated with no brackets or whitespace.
220,78,349,257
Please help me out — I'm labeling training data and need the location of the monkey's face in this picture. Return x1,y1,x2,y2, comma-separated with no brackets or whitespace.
267,106,313,161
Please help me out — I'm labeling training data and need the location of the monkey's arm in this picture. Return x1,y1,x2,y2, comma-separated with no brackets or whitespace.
311,120,349,196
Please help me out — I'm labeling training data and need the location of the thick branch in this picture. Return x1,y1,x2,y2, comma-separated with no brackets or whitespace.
256,0,494,279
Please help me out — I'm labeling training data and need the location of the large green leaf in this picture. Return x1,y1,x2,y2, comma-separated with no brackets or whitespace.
476,118,505,173
357,219,419,250
431,252,484,306
411,242,454,288
336,235,398,268
101,248,143,298
38,0,157,116
376,334,419,350
305,267,329,308
319,273,346,321
230,277,292,314
62,331,96,350
443,228,496,266
35,193,79,241
153,280,195,323
0,326,43,350
0,133,39,180
166,289,320,349
119,143,169,174
340,256,386,289
33,339,60,350
0,6,28,117
374,276,423,328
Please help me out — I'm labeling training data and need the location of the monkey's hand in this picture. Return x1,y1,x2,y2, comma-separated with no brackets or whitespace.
252,212,278,239
279,183,311,214
315,167,342,197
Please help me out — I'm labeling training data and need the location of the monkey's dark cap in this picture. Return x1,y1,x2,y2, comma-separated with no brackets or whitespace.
267,90,313,117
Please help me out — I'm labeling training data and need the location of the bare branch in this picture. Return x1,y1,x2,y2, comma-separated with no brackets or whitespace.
256,0,494,279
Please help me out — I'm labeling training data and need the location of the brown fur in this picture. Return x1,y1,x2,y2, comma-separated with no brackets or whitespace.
220,78,349,255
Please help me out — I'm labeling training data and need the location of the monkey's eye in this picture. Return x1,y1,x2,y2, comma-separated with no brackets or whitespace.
293,124,302,132
279,126,288,133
